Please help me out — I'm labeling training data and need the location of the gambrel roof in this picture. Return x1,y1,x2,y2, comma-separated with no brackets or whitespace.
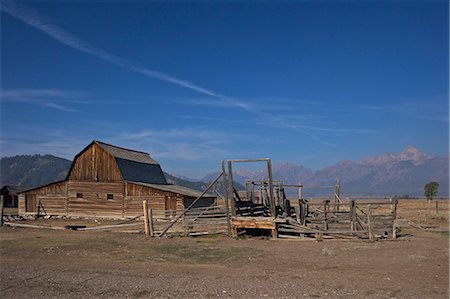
96,141,159,165
66,140,168,184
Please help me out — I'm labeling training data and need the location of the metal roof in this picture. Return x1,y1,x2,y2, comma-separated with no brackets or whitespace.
93,141,167,184
95,141,159,165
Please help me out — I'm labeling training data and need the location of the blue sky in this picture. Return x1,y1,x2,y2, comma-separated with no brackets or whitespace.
1,0,448,179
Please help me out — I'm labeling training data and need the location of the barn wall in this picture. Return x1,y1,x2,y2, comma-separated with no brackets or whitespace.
124,183,184,218
67,181,125,218
68,143,122,182
18,181,68,216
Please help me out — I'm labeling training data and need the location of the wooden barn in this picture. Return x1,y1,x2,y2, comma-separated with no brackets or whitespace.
18,141,215,219
1,185,33,208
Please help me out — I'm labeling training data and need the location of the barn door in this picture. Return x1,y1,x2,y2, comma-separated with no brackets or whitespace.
25,194,37,212
165,196,177,216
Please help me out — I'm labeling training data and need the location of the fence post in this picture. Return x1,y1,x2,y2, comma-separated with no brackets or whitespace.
227,161,236,217
0,195,4,227
221,161,231,236
368,204,374,242
350,200,355,232
149,208,154,237
323,200,329,231
391,199,398,239
435,201,439,214
143,200,150,237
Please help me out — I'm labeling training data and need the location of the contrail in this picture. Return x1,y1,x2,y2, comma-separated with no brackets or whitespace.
0,0,222,98
1,0,342,147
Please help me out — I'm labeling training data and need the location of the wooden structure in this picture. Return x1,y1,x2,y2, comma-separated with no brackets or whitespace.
1,185,32,208
18,141,214,219
224,158,398,240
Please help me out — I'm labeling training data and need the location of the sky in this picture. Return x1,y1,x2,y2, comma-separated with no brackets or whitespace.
1,0,448,179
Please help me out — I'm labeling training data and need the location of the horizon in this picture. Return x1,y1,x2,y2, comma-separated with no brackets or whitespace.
1,1,449,179
0,143,446,181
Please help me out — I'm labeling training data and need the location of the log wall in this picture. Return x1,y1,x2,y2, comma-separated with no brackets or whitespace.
18,181,213,220
18,181,67,215
124,183,184,218
67,181,125,218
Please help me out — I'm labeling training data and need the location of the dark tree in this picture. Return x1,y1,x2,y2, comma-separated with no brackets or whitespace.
424,181,439,201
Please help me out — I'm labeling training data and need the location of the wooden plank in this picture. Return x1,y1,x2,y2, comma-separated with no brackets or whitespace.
221,161,231,236
4,222,65,230
368,205,374,241
149,208,154,237
143,200,150,237
231,217,276,230
0,195,4,226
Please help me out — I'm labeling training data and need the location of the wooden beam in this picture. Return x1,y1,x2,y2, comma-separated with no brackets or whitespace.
368,204,374,242
143,200,150,237
221,160,231,236
266,159,276,217
148,208,154,237
227,161,236,217
0,195,4,227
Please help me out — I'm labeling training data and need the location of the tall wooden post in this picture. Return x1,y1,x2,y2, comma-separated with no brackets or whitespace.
148,208,154,237
267,159,276,217
334,178,341,212
0,195,4,227
227,161,236,217
143,200,150,237
323,200,329,231
391,198,398,239
368,205,374,242
221,160,231,236
350,200,356,232
298,183,302,206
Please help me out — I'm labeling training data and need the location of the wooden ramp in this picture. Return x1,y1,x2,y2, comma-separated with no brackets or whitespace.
231,216,278,238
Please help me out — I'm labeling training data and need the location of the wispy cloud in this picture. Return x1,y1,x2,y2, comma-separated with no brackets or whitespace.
0,1,246,108
1,88,85,102
1,0,379,147
0,88,86,112
110,128,230,161
44,102,79,112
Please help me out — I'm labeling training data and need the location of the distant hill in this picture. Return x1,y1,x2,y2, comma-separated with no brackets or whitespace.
202,146,449,197
0,154,219,192
0,155,71,187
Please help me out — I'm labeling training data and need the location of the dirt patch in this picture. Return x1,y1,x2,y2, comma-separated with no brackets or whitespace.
1,200,448,298
1,225,448,298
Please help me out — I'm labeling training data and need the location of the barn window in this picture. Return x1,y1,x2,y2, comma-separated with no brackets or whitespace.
107,194,114,200
76,193,83,198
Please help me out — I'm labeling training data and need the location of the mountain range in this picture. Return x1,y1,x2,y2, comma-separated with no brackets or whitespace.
202,146,449,196
0,146,448,196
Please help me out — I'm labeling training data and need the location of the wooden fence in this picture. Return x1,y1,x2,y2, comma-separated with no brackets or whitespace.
144,205,229,237
277,199,398,240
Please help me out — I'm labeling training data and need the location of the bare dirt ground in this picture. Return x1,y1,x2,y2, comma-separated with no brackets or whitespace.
1,200,448,298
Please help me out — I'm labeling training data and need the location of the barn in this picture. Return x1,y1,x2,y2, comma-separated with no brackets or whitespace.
1,185,32,208
18,141,215,219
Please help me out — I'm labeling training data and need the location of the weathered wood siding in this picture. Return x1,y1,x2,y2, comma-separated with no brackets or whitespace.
68,143,122,182
67,181,125,218
18,181,67,215
124,183,184,218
